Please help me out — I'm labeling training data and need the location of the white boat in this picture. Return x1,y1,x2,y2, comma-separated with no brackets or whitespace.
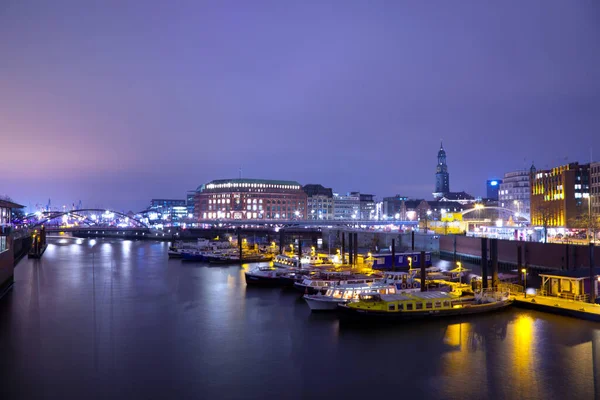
293,272,380,294
300,255,335,268
303,283,396,311
303,271,423,311
273,254,299,268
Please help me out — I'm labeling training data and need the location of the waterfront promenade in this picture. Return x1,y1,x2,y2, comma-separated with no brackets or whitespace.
1,237,600,400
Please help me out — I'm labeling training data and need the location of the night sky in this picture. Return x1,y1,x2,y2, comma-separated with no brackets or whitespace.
2,1,599,212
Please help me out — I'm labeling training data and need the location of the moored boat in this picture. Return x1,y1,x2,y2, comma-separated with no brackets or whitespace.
245,266,291,287
273,254,299,268
293,272,381,295
338,290,512,321
303,271,423,311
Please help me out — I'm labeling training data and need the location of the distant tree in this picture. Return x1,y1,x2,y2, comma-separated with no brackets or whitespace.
569,214,600,242
534,203,552,243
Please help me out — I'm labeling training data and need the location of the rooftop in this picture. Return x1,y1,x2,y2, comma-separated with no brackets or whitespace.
540,268,600,280
198,178,302,192
0,199,25,209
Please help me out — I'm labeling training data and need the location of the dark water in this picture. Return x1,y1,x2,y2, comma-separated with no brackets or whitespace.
1,238,599,400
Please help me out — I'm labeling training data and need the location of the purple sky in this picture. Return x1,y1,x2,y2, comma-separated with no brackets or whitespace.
2,1,599,212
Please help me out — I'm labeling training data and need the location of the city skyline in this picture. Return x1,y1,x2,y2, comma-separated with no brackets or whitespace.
2,1,600,211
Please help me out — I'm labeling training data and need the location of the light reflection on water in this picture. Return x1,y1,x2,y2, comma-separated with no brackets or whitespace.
0,239,598,400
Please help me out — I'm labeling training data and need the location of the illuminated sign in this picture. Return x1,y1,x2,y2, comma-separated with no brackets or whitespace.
490,181,498,186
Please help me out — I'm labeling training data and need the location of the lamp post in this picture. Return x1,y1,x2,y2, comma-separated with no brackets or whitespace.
521,268,527,298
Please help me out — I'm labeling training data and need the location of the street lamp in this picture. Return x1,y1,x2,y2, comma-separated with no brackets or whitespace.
456,261,463,285
521,268,527,298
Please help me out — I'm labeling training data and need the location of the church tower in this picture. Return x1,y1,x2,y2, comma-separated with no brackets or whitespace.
433,141,450,199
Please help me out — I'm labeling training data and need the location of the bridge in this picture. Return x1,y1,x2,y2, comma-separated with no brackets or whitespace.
195,218,420,229
21,209,149,229
461,206,529,222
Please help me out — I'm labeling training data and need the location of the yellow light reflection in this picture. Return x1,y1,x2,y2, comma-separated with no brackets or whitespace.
444,323,464,348
512,314,538,395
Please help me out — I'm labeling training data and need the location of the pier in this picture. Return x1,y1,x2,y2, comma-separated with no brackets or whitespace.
513,293,600,322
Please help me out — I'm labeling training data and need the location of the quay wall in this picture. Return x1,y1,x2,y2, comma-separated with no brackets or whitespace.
321,229,439,253
440,235,594,271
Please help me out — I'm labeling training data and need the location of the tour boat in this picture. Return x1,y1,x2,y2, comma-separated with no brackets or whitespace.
209,253,273,264
168,246,184,258
181,250,207,262
273,254,299,268
303,271,423,311
245,266,293,287
293,272,381,295
338,290,512,321
300,255,335,268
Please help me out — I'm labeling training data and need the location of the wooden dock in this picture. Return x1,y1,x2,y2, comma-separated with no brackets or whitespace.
513,293,600,322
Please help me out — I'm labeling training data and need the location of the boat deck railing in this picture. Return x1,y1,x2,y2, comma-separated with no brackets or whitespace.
477,287,511,301
497,283,524,295
536,289,589,303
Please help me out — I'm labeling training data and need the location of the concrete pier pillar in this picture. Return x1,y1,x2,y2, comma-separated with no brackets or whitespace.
353,233,358,267
420,250,426,292
481,238,488,289
517,246,523,285
391,239,396,271
237,228,242,262
590,243,596,304
491,239,499,288
453,235,457,262
342,233,346,265
349,233,353,266
279,230,284,255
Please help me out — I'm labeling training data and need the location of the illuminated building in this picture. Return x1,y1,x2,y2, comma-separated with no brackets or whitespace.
382,195,408,219
0,198,23,231
359,193,376,220
142,199,188,225
186,190,196,218
591,162,600,217
303,184,333,220
530,162,590,228
499,168,532,220
433,141,450,199
333,192,360,220
195,178,306,220
486,179,502,201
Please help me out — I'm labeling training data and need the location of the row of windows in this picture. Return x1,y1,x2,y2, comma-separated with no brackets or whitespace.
205,182,301,190
202,212,304,219
207,197,304,205
388,300,452,311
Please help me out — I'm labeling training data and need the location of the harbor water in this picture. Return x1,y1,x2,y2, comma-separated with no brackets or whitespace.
1,238,598,400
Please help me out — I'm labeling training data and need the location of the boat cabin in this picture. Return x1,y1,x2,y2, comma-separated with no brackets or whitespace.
324,283,397,300
351,291,455,312
539,268,600,302
369,252,432,271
